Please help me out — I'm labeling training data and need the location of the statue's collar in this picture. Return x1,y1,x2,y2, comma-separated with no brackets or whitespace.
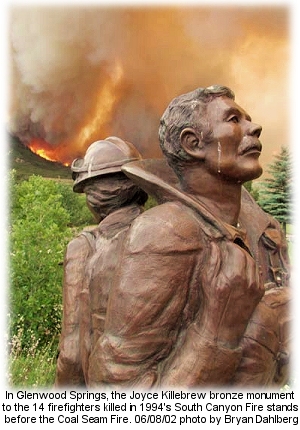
122,159,250,243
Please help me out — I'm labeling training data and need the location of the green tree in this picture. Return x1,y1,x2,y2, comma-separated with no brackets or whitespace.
9,174,73,351
258,146,292,235
244,180,259,201
56,181,95,227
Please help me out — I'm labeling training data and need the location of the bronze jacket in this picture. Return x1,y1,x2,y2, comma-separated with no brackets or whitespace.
55,204,143,386
87,159,290,388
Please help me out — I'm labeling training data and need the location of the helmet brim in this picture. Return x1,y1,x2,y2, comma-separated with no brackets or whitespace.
73,165,124,192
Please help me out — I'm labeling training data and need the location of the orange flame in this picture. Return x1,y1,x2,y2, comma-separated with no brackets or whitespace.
27,61,124,165
28,138,69,166
74,61,124,152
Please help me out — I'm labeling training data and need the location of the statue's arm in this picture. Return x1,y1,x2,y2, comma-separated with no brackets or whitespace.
232,287,291,386
232,220,291,387
159,241,265,386
55,235,91,386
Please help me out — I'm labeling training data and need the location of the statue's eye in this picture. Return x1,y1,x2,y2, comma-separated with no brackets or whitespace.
228,115,239,123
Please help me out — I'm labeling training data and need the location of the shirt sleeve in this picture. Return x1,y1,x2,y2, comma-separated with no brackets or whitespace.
55,234,93,386
232,287,291,386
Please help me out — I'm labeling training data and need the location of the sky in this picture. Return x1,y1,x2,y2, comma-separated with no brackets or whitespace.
6,2,292,177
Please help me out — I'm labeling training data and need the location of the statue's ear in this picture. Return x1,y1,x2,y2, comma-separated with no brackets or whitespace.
180,128,205,160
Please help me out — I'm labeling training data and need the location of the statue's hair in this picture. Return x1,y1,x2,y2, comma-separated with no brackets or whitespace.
158,85,235,173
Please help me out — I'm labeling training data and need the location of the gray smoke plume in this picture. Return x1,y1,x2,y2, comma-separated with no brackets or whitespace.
8,6,289,167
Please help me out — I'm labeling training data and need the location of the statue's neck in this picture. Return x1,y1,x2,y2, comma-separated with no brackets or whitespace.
179,169,242,227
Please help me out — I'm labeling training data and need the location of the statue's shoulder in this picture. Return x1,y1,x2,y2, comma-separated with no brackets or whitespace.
125,201,204,254
65,226,98,259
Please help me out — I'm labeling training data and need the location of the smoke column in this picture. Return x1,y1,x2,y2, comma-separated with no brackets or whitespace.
8,5,289,169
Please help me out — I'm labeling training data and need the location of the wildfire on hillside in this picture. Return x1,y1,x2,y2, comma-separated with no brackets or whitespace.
27,60,124,166
28,137,66,164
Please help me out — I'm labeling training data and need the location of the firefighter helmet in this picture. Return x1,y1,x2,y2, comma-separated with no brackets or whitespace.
71,136,142,192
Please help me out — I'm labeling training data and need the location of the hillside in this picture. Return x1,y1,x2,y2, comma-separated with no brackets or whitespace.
8,134,72,181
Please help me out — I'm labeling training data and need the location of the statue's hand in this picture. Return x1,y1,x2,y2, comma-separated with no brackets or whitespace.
197,241,264,348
